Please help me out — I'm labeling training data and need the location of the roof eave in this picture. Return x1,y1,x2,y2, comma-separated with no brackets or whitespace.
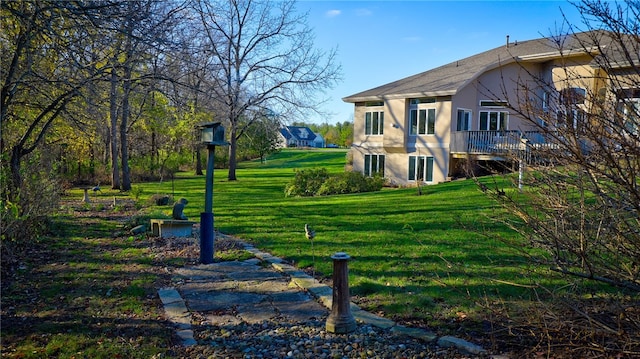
516,46,601,62
342,90,457,103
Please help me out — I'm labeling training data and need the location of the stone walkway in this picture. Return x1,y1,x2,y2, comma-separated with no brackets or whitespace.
157,240,489,356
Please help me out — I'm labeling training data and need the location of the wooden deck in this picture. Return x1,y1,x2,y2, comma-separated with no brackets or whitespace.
450,130,556,159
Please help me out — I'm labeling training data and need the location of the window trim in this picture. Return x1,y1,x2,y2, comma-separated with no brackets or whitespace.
365,101,384,107
408,155,434,182
409,105,436,135
479,100,508,108
542,91,551,111
410,97,436,105
365,110,384,135
456,108,472,131
616,87,640,135
479,110,509,131
560,87,586,105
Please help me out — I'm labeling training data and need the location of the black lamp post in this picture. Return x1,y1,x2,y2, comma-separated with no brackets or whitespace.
197,122,228,264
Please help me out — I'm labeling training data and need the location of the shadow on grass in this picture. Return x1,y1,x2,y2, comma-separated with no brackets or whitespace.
1,212,176,358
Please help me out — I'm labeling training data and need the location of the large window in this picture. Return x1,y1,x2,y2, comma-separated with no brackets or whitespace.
364,154,385,177
365,111,384,135
617,88,640,134
408,156,434,182
560,87,586,105
479,111,508,131
558,87,587,131
456,109,471,131
409,108,436,135
556,109,585,131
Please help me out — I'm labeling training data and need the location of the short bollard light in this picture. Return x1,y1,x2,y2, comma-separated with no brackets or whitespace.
326,252,357,334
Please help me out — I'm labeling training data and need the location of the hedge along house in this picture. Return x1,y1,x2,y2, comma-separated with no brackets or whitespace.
342,30,639,186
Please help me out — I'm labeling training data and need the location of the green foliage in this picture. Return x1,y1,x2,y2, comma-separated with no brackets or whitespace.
316,172,384,195
216,249,254,262
292,120,354,147
284,168,329,197
130,186,143,200
237,113,282,162
284,168,384,197
1,156,59,243
123,210,168,231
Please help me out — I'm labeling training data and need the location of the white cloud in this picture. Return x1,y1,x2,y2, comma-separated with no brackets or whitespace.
326,9,341,18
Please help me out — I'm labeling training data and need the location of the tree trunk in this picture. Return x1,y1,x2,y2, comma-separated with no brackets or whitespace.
109,65,120,189
195,146,203,175
120,69,132,191
9,145,23,200
227,127,238,181
119,6,135,192
120,111,131,190
151,131,157,169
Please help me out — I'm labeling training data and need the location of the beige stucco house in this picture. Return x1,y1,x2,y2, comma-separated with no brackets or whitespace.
343,30,639,186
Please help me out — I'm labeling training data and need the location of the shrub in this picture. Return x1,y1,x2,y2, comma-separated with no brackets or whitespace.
317,172,384,195
149,194,171,206
284,168,330,197
1,157,60,283
285,169,384,197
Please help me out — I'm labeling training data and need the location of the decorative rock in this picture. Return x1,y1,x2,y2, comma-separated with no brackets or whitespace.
437,335,487,355
130,225,146,235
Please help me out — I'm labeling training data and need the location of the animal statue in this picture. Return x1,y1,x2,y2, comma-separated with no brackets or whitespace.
172,198,189,220
305,223,315,241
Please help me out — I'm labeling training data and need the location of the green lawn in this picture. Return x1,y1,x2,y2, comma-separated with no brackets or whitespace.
133,148,563,328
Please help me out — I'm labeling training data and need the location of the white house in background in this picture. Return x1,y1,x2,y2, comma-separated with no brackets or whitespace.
313,133,325,148
278,126,323,148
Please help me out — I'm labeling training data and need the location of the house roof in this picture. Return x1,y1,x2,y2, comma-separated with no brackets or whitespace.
342,31,626,103
280,126,317,141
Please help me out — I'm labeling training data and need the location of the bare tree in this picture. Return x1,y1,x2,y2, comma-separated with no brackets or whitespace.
193,0,341,180
491,2,640,291
476,1,639,354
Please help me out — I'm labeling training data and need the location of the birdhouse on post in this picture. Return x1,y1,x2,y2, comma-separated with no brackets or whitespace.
196,121,229,264
198,122,228,147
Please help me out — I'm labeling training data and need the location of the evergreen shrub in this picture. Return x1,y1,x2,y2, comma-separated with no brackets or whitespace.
284,168,384,197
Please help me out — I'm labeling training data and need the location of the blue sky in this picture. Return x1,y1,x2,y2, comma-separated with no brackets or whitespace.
297,1,586,125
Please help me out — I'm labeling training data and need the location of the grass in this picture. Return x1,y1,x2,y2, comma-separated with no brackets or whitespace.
1,204,174,358
3,148,628,357
134,149,568,326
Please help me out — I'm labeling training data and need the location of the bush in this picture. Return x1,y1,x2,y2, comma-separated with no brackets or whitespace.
284,169,384,197
2,157,60,285
284,168,329,197
317,172,384,195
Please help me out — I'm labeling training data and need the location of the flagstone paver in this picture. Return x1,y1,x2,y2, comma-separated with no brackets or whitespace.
158,241,486,356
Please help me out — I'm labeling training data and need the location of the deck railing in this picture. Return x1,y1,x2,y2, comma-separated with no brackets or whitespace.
450,130,559,156
451,130,524,154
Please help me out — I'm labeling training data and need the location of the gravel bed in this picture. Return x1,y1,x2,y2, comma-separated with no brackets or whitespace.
176,318,484,359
